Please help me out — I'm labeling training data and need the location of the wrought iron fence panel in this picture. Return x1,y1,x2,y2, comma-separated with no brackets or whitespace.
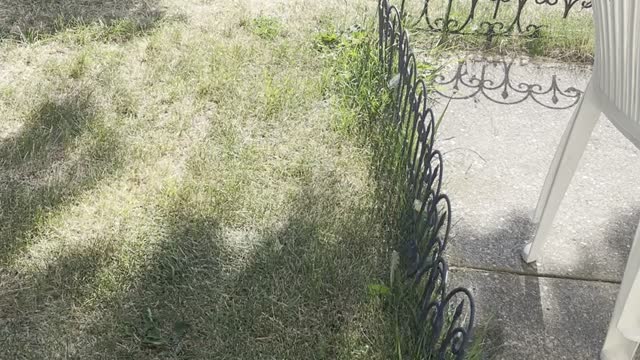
412,0,592,40
378,0,476,358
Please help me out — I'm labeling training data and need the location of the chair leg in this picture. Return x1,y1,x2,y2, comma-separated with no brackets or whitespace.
522,82,601,263
601,222,640,360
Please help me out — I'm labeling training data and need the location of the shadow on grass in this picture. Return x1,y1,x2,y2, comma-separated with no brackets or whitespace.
0,175,394,358
0,87,122,265
0,0,165,41
0,239,124,358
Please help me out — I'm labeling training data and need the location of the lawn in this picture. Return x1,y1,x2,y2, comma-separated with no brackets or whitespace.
0,0,406,358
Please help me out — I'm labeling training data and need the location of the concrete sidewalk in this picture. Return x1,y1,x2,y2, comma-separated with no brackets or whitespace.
431,56,640,359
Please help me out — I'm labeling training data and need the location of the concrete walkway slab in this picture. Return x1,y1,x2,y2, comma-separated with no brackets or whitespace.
449,268,627,359
432,57,640,283
429,56,640,358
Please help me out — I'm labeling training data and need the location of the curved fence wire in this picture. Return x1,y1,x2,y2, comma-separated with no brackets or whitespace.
378,0,476,358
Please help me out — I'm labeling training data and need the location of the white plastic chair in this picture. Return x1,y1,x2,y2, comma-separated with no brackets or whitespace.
520,1,640,359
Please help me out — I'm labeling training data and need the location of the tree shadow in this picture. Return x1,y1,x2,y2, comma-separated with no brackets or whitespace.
0,86,122,264
1,175,392,358
83,207,226,359
0,0,164,41
0,192,225,358
0,239,123,358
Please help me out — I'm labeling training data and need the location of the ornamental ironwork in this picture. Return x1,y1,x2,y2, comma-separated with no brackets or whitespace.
378,0,476,357
412,0,592,40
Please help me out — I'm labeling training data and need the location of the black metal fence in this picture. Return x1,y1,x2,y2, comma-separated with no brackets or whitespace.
378,0,475,358
413,0,592,40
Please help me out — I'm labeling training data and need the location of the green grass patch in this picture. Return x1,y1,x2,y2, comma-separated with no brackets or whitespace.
326,19,485,359
247,15,284,40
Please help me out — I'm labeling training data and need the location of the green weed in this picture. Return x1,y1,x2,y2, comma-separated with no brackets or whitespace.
68,51,92,79
249,16,283,40
327,18,485,360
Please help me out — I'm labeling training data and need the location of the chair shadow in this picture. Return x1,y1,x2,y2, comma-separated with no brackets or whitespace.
0,87,122,264
447,209,538,273
563,207,640,281
0,0,164,40
462,269,618,359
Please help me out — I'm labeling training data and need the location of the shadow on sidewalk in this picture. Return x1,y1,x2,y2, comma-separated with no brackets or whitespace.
449,206,640,358
431,55,591,110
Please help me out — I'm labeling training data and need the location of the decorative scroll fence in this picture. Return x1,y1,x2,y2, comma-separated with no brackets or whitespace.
414,0,592,40
378,0,475,358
